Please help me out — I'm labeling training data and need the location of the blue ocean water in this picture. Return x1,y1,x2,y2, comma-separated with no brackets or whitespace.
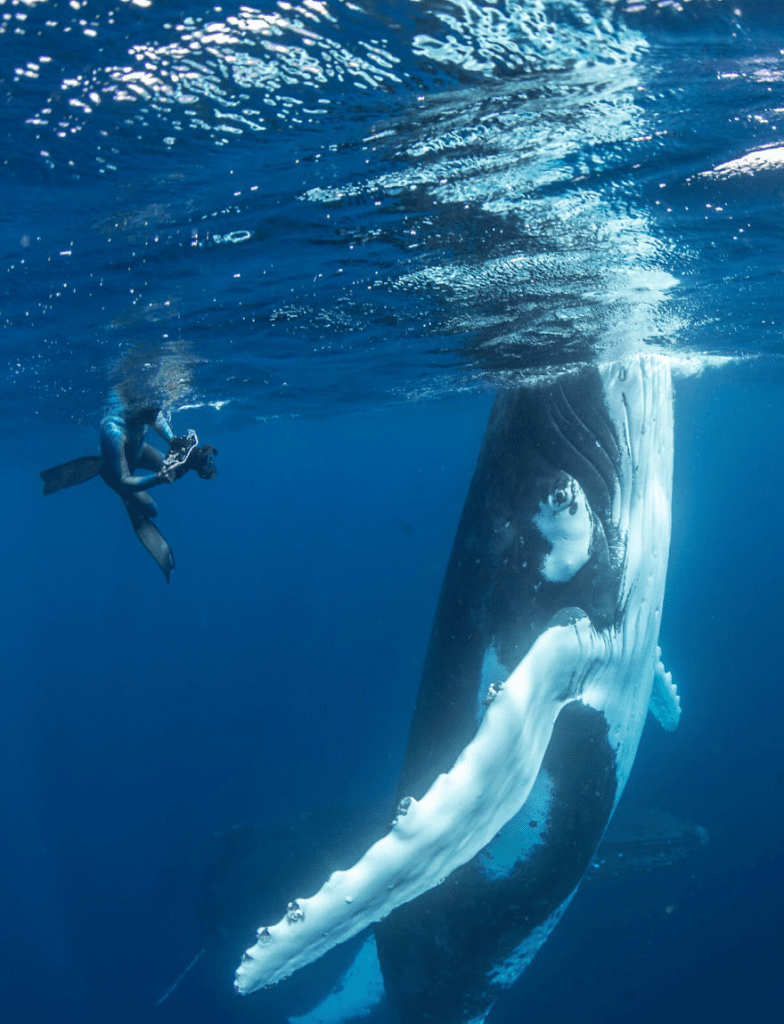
2,1,783,1022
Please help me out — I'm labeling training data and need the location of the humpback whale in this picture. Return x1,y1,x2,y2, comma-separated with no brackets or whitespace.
234,353,676,1023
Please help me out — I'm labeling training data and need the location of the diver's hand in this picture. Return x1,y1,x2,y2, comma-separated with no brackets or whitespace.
167,432,195,454
160,431,198,483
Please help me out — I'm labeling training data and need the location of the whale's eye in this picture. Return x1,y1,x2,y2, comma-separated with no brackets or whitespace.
547,483,573,512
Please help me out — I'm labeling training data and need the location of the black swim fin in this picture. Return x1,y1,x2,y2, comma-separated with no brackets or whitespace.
125,505,175,582
40,455,102,495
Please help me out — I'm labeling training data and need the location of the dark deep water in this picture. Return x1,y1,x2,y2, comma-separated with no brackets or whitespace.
2,2,784,1023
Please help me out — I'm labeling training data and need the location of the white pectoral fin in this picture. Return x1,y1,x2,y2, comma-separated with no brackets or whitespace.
648,647,680,732
235,613,599,995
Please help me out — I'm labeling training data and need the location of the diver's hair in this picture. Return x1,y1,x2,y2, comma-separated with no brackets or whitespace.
126,405,161,427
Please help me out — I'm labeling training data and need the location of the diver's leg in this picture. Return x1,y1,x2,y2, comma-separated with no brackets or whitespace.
124,490,159,518
99,423,129,493
100,427,163,496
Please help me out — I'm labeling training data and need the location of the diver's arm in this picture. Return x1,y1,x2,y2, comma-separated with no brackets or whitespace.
152,410,175,445
118,461,167,492
123,470,168,492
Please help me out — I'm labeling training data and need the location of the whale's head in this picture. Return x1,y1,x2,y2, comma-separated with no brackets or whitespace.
470,365,627,679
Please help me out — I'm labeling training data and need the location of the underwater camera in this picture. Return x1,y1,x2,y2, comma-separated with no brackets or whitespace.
163,430,218,481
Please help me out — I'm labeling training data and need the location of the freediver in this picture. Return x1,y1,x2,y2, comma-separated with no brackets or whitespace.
40,400,217,581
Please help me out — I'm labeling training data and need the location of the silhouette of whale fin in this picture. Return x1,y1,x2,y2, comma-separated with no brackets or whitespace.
125,504,174,582
40,455,102,495
585,806,708,884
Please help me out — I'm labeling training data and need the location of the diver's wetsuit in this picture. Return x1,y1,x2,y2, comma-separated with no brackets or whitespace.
94,404,178,579
99,406,174,518
40,401,217,581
